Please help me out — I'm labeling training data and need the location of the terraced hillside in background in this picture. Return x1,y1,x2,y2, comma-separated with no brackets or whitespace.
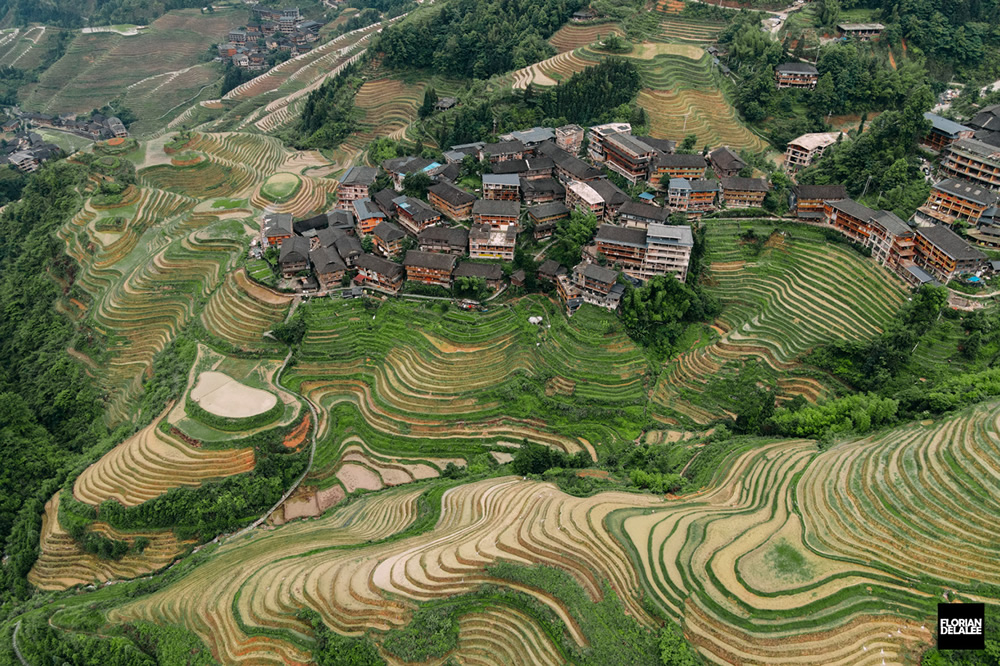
21,9,240,135
508,39,767,152
99,402,1000,664
654,222,907,424
0,25,60,70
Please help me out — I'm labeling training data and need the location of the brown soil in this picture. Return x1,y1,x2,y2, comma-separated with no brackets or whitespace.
282,413,311,449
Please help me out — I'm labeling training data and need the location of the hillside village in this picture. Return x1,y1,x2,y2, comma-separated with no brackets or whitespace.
216,7,326,71
256,103,1000,315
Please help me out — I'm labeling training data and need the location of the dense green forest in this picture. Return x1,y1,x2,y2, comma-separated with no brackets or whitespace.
375,0,584,78
0,0,207,27
420,59,645,148
288,61,364,150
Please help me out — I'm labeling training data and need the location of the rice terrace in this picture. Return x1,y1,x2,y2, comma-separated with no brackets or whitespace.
1,0,999,664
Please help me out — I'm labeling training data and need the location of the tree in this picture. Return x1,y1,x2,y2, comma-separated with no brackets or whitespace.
419,87,439,118
402,171,431,199
659,624,698,666
619,274,696,355
680,134,697,152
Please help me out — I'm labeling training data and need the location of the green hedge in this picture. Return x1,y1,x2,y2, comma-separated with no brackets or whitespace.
185,392,285,432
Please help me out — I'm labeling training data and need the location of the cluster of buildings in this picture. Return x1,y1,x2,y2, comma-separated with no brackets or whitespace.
217,7,324,70
1,130,62,173
258,122,775,312
2,109,127,145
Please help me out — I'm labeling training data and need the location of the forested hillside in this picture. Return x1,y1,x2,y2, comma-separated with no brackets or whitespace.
0,0,206,27
375,0,585,78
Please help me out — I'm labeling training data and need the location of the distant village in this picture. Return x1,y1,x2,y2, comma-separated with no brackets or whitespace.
0,110,129,172
216,7,325,71
258,101,1000,314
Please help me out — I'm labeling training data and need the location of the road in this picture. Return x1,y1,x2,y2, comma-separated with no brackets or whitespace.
12,620,30,666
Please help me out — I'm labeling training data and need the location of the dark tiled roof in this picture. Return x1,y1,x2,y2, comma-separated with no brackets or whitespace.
709,146,745,171
428,182,475,206
340,165,377,186
372,189,398,214
454,262,503,280
655,153,706,168
589,179,628,206
310,246,346,274
776,62,819,74
618,200,670,222
335,234,362,260
596,224,647,247
528,202,570,219
483,139,526,156
418,225,468,247
491,159,528,175
969,104,1000,133
373,221,405,243
355,253,404,278
916,224,987,261
635,135,676,153
580,262,618,284
316,227,346,247
521,177,565,197
294,213,329,234
870,210,911,237
472,199,520,217
829,198,876,221
535,142,603,179
721,176,770,192
381,155,434,174
794,184,847,200
689,179,718,193
933,178,999,206
279,236,310,263
404,249,457,271
394,196,440,222
538,259,565,278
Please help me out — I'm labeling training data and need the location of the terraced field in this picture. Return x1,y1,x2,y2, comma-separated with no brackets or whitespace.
654,223,906,423
614,402,1000,664
0,26,58,70
22,9,240,132
548,22,624,53
107,398,1000,664
110,479,662,663
284,296,649,466
201,269,291,352
73,407,256,507
28,494,193,591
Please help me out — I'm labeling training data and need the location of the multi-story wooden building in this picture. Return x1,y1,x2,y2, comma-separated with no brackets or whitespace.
566,180,605,217
472,199,520,230
914,223,988,282
617,200,670,229
643,223,694,282
602,133,656,185
720,177,770,208
586,122,632,162
417,226,468,255
921,113,974,152
824,198,877,243
917,178,999,226
791,183,847,220
669,179,717,215
595,225,646,275
521,177,565,205
867,210,915,272
709,146,745,178
392,195,442,235
336,166,377,210
650,153,706,185
940,138,1000,191
775,62,819,89
427,182,475,220
309,246,347,289
352,198,386,235
469,224,517,261
262,212,293,246
403,250,457,287
371,221,406,258
479,139,528,164
355,253,404,293
785,132,841,171
528,202,569,239
278,236,310,277
564,262,625,311
536,141,604,183
481,174,521,201
589,179,629,221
